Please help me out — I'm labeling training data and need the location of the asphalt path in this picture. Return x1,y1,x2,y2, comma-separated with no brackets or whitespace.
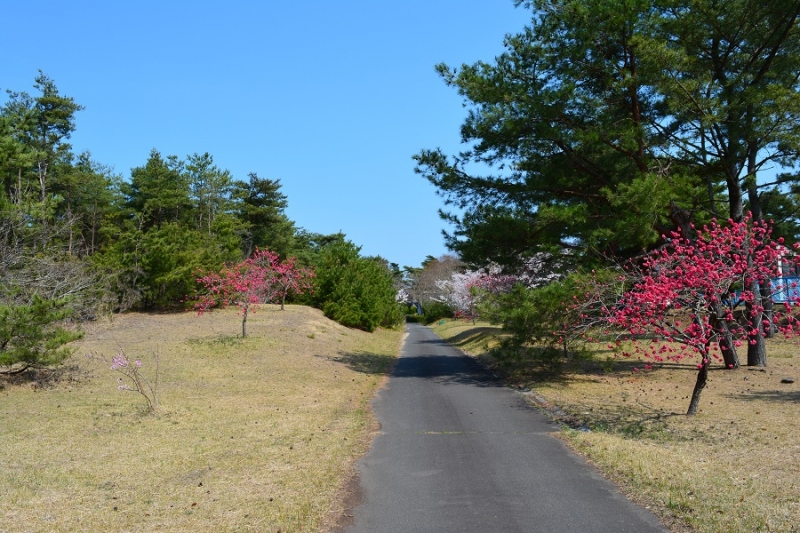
344,323,667,533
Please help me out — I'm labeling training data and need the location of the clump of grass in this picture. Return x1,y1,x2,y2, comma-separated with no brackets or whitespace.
432,321,800,532
0,305,401,532
186,334,244,346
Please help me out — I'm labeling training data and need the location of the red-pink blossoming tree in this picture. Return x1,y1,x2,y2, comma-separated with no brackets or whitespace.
194,248,314,337
262,255,314,311
590,215,800,415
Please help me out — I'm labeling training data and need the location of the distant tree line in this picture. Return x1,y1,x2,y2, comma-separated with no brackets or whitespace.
0,72,401,371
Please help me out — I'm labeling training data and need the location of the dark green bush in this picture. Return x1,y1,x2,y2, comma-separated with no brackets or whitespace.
312,241,404,331
422,301,453,324
480,269,619,356
0,295,83,369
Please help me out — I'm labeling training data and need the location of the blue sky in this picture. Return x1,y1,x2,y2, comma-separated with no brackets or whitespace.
2,1,532,268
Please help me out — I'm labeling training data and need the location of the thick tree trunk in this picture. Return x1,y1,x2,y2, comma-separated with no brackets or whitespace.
712,311,740,369
746,279,768,367
669,200,693,238
747,330,768,366
687,351,710,415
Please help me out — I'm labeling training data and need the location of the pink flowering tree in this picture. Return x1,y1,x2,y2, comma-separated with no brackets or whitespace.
194,248,314,337
111,350,160,413
257,254,314,311
589,215,800,415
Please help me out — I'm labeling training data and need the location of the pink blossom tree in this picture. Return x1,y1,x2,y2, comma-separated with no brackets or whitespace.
263,255,314,311
590,215,800,415
194,248,314,337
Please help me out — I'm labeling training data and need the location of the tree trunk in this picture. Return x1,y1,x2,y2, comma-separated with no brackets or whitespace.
746,279,768,367
669,200,694,238
712,311,740,369
686,351,710,415
244,231,254,259
66,207,73,256
745,153,767,366
760,279,776,338
747,327,767,366
38,160,47,202
90,201,97,254
241,305,248,338
0,362,31,375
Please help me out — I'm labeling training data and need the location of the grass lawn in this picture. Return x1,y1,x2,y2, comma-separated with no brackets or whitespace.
432,319,800,533
1,305,402,533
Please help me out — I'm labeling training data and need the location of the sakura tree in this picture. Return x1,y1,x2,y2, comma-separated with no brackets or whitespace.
194,248,314,337
435,269,486,321
435,263,520,322
594,215,800,415
433,255,564,323
516,253,563,289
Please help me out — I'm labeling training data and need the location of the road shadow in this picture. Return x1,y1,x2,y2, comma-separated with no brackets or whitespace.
330,346,503,388
392,336,504,388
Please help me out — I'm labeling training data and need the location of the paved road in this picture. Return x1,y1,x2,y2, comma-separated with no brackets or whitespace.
345,323,667,533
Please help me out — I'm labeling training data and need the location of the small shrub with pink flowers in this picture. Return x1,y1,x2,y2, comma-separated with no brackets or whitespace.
88,349,160,413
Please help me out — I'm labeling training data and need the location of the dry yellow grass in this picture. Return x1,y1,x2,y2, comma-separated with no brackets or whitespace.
433,319,800,533
1,305,402,533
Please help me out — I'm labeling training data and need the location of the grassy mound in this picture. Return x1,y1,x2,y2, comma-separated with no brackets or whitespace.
1,305,402,533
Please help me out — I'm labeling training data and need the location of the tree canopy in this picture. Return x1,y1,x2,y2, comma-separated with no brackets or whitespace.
416,0,800,268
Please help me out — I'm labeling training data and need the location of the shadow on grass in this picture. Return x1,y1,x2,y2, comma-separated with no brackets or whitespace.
439,327,501,348
330,350,397,376
0,362,90,390
724,389,800,403
186,334,245,347
563,404,688,439
574,358,720,376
